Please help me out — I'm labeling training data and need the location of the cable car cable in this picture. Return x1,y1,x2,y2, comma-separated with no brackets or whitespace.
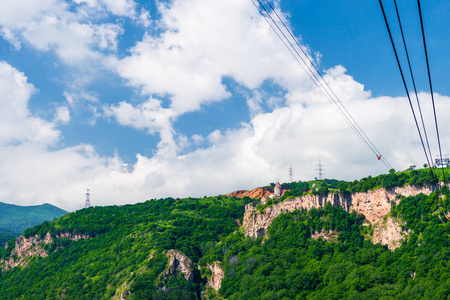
393,0,433,163
264,0,388,162
253,0,393,169
378,0,434,173
417,0,446,183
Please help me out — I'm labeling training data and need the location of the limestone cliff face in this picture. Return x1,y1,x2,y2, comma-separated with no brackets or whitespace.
242,193,351,238
207,261,224,291
350,186,433,225
0,233,52,271
372,216,407,250
0,232,89,271
242,185,434,249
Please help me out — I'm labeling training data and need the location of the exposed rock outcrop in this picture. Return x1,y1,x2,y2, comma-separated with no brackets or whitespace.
350,185,433,225
227,188,272,199
55,232,89,241
207,261,224,291
311,230,339,242
162,250,194,282
1,234,52,271
242,185,434,249
372,216,407,250
242,193,351,238
0,232,90,271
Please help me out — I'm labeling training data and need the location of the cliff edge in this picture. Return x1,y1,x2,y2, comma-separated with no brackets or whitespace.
242,185,434,250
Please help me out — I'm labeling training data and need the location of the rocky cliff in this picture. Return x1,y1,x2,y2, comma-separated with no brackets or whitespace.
242,185,435,249
162,250,195,282
227,187,272,199
372,216,407,250
0,232,89,271
207,261,225,291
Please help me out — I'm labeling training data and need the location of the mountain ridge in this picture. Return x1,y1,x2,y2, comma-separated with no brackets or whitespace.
0,201,67,246
0,168,449,299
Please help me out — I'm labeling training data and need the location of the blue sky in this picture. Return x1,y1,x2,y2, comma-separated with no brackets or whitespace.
0,0,449,210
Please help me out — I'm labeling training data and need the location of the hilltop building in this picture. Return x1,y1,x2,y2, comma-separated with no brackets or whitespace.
260,181,285,204
435,155,449,168
274,181,282,197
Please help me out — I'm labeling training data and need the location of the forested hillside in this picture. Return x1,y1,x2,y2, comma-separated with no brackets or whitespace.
0,196,251,299
0,169,449,299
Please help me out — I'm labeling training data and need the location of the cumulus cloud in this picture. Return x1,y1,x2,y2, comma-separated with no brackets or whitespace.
0,0,146,64
0,61,59,145
104,99,178,156
109,0,319,155
54,106,70,124
1,57,448,212
191,134,205,145
0,0,449,214
0,62,129,210
115,0,316,111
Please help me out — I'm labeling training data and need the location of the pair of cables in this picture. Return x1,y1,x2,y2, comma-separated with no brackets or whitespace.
250,0,393,170
378,0,445,181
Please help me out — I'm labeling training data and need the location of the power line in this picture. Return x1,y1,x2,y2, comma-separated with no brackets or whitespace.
417,0,446,183
378,0,433,172
263,0,390,166
251,0,393,170
393,0,433,163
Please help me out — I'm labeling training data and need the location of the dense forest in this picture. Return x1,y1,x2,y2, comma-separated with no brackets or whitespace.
0,169,449,299
202,189,450,299
0,196,252,299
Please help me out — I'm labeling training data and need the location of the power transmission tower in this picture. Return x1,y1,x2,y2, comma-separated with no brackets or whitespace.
85,189,91,208
288,165,293,183
316,161,324,180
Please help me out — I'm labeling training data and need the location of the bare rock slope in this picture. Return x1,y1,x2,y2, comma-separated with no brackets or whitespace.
242,185,434,250
1,232,89,271
207,261,225,291
227,187,272,199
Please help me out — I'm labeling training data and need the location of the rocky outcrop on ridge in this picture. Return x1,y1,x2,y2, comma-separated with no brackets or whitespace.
207,261,225,291
242,193,352,239
350,185,433,225
0,232,89,271
242,185,434,250
227,187,272,199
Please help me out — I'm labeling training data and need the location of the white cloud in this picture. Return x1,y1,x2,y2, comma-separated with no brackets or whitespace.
0,0,146,64
114,0,313,116
192,134,204,145
63,90,98,107
100,0,449,202
0,61,59,145
1,0,449,214
54,106,70,124
96,23,124,50
104,99,179,156
207,130,223,144
1,58,448,212
0,28,21,50
108,0,319,156
102,0,137,18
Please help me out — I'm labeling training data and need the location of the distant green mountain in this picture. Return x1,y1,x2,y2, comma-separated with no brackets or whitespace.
0,202,67,242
